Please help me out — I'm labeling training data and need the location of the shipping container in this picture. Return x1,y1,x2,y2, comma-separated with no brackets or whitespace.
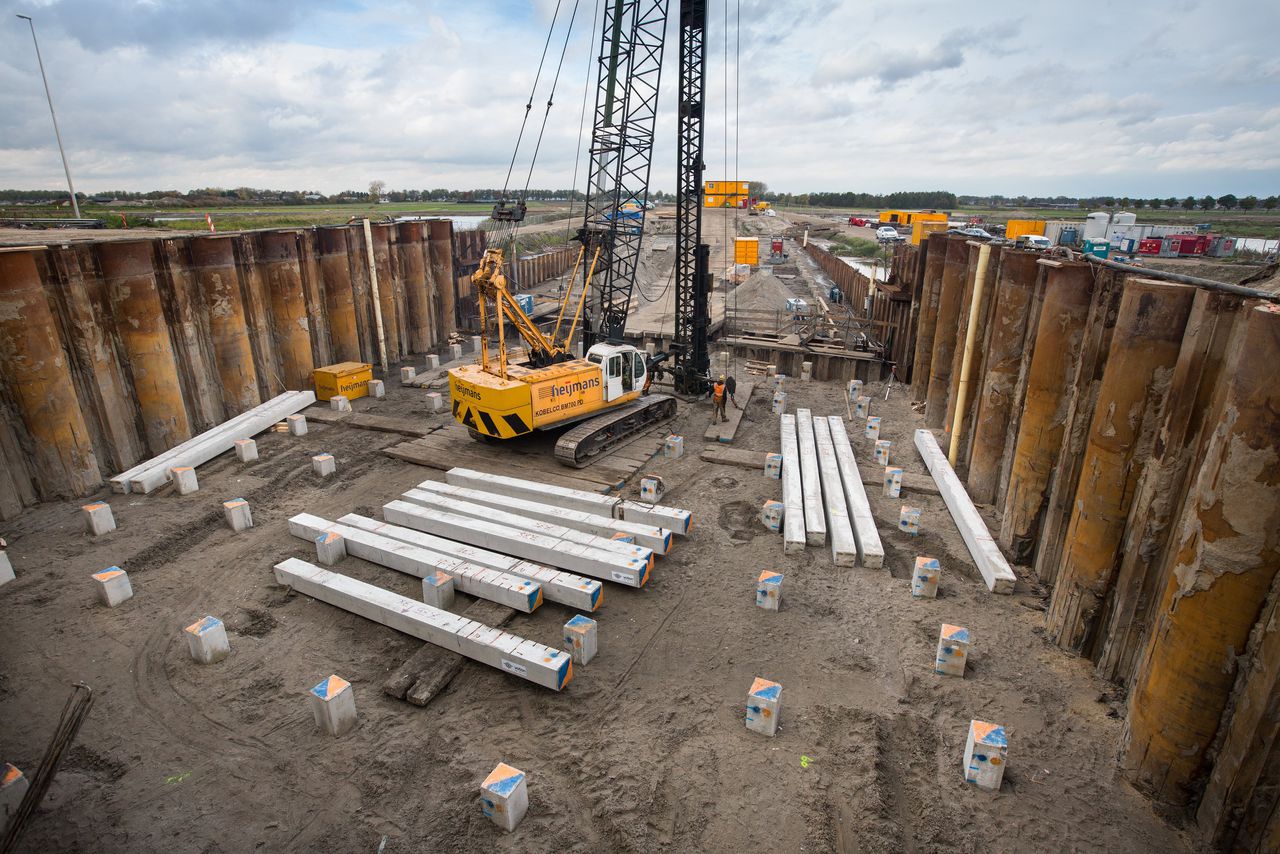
1005,219,1047,242
704,180,750,195
734,237,760,265
911,220,949,245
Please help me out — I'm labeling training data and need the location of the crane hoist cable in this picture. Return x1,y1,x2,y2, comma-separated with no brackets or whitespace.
567,0,604,242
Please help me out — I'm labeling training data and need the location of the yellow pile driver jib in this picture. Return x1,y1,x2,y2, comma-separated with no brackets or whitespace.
447,245,676,467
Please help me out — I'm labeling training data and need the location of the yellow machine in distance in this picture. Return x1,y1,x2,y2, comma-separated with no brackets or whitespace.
447,245,676,466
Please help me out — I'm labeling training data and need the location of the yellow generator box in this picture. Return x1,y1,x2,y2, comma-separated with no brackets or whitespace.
313,361,372,401
1005,219,1046,242
734,237,760,265
912,220,949,245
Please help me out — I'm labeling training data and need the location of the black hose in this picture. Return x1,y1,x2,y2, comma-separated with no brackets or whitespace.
1082,254,1279,303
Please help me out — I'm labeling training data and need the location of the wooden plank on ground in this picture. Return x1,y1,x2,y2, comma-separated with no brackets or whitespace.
700,446,767,469
303,407,442,438
383,597,515,701
704,381,757,443
383,440,614,494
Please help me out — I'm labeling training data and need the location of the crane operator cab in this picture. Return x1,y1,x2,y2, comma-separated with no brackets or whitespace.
585,343,647,401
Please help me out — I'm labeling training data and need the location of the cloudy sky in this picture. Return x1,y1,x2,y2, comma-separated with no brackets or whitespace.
2,0,1278,197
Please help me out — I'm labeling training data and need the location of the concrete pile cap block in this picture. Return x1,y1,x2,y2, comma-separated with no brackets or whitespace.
273,558,572,690
472,335,482,352
287,413,308,436
914,429,1017,594
883,467,904,499
170,466,199,495
289,513,546,612
2,763,29,826
746,677,782,736
315,530,346,565
639,475,665,502
874,440,892,466
400,366,417,384
964,720,1008,791
765,453,782,479
421,570,456,609
663,435,684,458
369,379,386,399
83,502,117,536
92,567,134,607
756,571,783,610
0,551,13,587
766,364,776,376
936,624,970,677
847,379,863,398
234,438,258,462
312,454,336,477
563,614,598,665
426,392,444,413
450,343,463,360
330,394,352,412
912,557,940,599
308,675,357,736
223,499,253,532
185,615,230,664
771,391,787,414
854,395,871,418
426,354,440,369
344,511,603,612
899,505,921,535
759,500,784,532
481,762,529,833
865,416,882,440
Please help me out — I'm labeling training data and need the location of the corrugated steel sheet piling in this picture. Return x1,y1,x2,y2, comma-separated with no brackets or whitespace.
428,220,456,342
1093,290,1246,684
98,240,192,453
967,250,1041,504
257,231,315,390
0,249,102,498
398,221,434,353
911,231,952,407
998,261,1093,563
1122,303,1280,807
1044,279,1196,655
317,227,361,363
924,236,968,427
190,236,260,415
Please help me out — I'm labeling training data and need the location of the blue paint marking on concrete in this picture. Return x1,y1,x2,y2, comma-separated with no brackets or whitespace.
752,684,781,701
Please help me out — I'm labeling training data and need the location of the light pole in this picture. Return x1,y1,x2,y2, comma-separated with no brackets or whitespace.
16,14,81,219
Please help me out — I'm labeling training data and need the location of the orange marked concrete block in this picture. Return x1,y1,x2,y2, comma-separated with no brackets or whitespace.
481,762,528,832
746,677,782,736
936,624,969,677
170,466,198,495
308,675,356,736
234,438,258,463
312,454,336,477
185,615,229,664
421,570,455,609
315,530,346,566
223,499,253,532
756,571,783,611
2,763,28,829
563,615,598,665
92,567,133,607
964,720,1007,790
83,502,116,536
912,557,940,599
287,413,308,436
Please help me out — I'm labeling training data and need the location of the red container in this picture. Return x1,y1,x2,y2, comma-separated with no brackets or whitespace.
1138,238,1163,255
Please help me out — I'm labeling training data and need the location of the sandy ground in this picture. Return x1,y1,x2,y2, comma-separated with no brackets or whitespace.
0,358,1192,851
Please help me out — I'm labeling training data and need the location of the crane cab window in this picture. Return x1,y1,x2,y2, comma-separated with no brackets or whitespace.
619,352,635,392
633,353,645,380
607,355,622,379
588,353,603,365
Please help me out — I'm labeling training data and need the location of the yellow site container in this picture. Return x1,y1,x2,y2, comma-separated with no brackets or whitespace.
313,361,372,401
705,180,750,195
1005,219,1046,242
734,237,760,265
912,220,949,245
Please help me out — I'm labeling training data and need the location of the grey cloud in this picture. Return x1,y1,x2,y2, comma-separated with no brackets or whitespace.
13,0,315,53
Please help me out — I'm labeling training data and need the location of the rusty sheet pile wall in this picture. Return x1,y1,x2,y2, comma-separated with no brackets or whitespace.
899,233,1280,851
804,243,913,370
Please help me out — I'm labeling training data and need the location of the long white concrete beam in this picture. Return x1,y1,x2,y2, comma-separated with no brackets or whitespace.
828,417,885,568
340,512,602,612
444,467,692,535
794,409,827,546
287,513,544,612
274,558,572,691
914,429,1016,593
414,481,672,554
399,488,654,568
779,414,806,554
380,500,649,588
812,417,858,566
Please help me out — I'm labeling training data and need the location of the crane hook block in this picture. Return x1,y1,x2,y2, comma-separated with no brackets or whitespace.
491,200,527,222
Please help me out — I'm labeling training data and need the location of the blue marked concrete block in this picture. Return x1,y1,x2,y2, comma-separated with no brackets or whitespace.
746,677,782,736
764,453,783,479
899,505,921,535
92,567,133,607
964,720,1007,791
936,624,970,677
185,615,229,664
912,557,940,599
308,675,357,736
481,762,528,832
563,614,598,665
756,571,783,611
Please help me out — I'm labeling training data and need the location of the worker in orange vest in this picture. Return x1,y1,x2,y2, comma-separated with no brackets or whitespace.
712,375,728,423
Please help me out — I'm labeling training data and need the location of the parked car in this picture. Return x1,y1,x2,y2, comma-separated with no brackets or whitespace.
876,225,902,242
958,227,993,239
1016,234,1052,250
